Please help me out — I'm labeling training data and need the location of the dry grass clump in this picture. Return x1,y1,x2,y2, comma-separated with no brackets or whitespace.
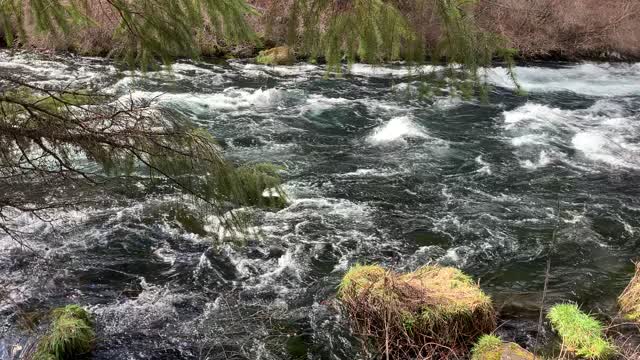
471,334,534,360
338,264,496,359
619,262,640,322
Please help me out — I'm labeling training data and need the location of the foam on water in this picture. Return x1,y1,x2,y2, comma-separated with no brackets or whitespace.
91,283,189,337
572,131,640,169
490,63,640,96
475,155,492,175
118,87,288,114
520,150,553,170
338,168,402,177
348,64,440,78
231,62,322,78
367,116,429,145
502,100,640,170
301,94,352,114
0,51,117,88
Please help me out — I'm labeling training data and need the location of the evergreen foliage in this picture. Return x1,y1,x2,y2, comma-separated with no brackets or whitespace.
285,0,518,96
289,0,414,71
0,79,284,236
0,0,256,66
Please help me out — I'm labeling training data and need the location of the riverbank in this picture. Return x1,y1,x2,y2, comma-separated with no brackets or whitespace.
3,0,639,62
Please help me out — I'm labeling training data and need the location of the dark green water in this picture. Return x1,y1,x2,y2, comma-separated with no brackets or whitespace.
1,52,640,359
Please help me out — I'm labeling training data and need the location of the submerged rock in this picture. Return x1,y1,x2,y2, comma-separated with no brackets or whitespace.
547,304,615,359
338,264,496,358
471,335,535,360
619,262,640,321
256,46,295,65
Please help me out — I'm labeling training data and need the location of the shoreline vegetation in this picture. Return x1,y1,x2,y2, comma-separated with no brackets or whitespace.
27,264,640,359
2,0,639,63
338,264,638,360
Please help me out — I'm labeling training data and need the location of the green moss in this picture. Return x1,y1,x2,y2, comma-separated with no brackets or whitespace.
471,335,535,360
547,304,615,359
33,305,95,360
256,46,295,65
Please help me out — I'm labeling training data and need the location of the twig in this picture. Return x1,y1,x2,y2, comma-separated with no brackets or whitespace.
533,198,561,359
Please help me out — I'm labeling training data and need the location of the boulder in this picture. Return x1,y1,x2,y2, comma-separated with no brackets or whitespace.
256,46,295,65
471,335,535,360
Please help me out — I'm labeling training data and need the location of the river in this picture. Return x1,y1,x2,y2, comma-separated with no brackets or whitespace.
1,51,640,359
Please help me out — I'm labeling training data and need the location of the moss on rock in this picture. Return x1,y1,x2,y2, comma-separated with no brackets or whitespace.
256,46,295,65
619,262,640,321
338,264,496,358
33,305,95,360
471,335,535,360
547,304,614,360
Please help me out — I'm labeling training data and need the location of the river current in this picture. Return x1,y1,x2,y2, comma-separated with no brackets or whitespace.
1,51,640,359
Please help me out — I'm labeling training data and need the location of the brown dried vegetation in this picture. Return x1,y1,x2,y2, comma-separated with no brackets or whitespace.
338,265,496,359
6,0,640,60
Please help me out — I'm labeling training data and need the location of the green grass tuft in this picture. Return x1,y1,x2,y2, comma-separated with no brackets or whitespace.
33,305,95,360
547,304,615,359
337,264,386,297
471,334,502,360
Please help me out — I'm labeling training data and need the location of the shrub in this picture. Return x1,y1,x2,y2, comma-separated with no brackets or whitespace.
33,305,95,360
338,264,495,359
547,304,614,360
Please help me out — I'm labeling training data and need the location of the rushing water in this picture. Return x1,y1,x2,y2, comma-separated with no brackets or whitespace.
1,51,640,359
